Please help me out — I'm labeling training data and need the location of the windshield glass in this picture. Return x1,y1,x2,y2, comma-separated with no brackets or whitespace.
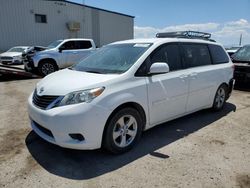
8,47,27,53
72,43,152,74
47,40,63,49
232,45,250,61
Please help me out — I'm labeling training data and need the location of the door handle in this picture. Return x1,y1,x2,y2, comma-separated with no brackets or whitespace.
190,72,198,76
189,72,198,79
179,74,189,79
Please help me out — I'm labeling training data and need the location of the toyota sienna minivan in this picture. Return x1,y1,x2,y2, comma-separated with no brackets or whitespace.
28,31,234,154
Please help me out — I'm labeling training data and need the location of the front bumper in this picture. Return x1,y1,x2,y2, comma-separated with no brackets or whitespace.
28,94,111,150
24,59,35,71
0,59,22,65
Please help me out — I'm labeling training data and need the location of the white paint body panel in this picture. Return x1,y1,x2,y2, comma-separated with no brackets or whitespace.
31,39,96,69
28,38,234,150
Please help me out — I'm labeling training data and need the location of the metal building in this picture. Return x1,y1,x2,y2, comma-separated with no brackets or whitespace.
0,0,134,50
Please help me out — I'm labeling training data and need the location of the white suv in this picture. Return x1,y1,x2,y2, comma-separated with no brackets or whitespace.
28,31,234,154
24,38,96,76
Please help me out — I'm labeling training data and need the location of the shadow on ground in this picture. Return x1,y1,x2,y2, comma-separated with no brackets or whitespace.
26,102,236,180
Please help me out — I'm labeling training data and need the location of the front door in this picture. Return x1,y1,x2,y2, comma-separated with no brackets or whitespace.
59,41,80,68
146,43,189,126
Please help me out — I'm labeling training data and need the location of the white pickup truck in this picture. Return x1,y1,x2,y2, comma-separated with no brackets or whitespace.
23,38,96,76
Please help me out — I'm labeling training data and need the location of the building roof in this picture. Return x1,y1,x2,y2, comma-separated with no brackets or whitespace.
49,0,135,18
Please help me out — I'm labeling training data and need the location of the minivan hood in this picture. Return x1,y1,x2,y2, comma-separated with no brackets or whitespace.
36,69,119,96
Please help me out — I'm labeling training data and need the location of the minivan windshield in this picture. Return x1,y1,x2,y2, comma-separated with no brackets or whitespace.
47,40,63,49
232,45,250,62
72,43,152,74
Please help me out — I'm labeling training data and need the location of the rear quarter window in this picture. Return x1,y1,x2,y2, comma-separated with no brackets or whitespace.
208,44,229,64
75,41,92,49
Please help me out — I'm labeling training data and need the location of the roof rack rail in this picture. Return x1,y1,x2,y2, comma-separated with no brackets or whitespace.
156,31,216,42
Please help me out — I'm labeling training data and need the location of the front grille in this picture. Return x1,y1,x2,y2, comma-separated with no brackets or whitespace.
33,89,60,110
33,121,54,138
1,56,13,60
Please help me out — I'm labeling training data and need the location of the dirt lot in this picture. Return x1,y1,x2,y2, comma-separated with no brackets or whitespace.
0,78,250,188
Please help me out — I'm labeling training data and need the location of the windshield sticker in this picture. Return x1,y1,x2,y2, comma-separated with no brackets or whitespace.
134,43,150,48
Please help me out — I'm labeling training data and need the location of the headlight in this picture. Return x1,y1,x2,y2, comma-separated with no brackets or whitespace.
58,87,105,106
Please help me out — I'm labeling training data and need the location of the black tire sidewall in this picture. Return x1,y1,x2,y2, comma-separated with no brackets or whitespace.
103,108,143,154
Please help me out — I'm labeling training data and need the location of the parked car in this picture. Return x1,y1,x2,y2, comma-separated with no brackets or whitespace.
231,44,250,84
28,31,234,154
23,39,96,76
0,46,29,65
226,47,241,57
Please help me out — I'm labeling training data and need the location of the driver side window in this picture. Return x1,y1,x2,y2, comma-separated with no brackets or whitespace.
150,43,182,72
60,41,76,50
135,43,183,76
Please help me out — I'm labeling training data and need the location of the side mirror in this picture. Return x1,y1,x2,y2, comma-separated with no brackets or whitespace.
58,46,65,53
149,62,169,75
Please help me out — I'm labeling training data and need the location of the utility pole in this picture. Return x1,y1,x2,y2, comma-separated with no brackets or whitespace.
239,33,242,46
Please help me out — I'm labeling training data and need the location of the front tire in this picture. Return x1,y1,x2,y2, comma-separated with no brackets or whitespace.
103,108,143,154
38,60,57,76
212,84,228,111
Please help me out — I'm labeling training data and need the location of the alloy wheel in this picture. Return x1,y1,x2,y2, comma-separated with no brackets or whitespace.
41,63,55,75
215,87,226,108
112,115,138,148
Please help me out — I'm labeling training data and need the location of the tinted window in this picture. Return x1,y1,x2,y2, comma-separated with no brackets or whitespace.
61,41,76,50
75,41,92,49
182,44,212,68
209,44,229,64
231,45,250,62
35,14,47,23
150,44,182,71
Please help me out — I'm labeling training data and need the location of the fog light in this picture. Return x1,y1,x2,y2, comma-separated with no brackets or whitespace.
69,133,85,141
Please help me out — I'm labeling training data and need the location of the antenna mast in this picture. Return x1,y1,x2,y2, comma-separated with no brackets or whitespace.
239,33,242,46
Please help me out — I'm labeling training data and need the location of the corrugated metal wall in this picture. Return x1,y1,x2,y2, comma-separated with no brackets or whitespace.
91,9,100,47
0,0,133,50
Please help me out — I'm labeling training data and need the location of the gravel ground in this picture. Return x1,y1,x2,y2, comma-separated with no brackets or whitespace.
0,78,250,188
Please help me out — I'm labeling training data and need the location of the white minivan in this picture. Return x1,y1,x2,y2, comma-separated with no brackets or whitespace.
28,31,234,154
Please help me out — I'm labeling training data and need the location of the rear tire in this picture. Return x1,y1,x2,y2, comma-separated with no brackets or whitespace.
103,108,143,154
38,60,58,76
212,84,228,111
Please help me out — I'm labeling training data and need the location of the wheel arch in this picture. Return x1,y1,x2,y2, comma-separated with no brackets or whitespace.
217,82,230,99
38,58,59,70
101,101,147,146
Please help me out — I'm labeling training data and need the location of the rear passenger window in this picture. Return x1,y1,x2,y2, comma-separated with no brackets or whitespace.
182,44,212,68
208,44,229,64
150,44,182,71
75,41,92,49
